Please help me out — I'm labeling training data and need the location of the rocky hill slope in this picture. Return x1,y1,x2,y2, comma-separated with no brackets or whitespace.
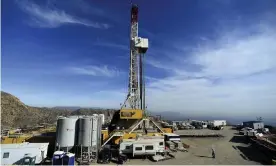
1,91,116,128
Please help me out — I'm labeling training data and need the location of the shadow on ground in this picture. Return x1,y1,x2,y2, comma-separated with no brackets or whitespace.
236,145,271,165
233,132,242,135
229,136,247,143
194,155,213,158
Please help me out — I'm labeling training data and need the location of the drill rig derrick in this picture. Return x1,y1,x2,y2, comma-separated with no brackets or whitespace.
102,4,165,147
120,4,148,120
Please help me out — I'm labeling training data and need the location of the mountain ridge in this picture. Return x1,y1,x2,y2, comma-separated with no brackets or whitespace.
1,91,117,128
2,91,275,128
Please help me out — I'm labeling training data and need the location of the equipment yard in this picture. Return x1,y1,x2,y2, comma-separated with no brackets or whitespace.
104,127,271,165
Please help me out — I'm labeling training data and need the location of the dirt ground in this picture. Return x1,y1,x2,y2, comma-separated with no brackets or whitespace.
123,127,271,165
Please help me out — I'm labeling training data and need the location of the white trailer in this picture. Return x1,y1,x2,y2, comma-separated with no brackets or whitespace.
211,120,227,127
1,142,49,165
119,136,165,157
133,142,158,156
119,139,136,154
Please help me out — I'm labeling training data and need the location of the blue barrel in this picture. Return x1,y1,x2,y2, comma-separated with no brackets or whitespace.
52,151,65,165
62,153,75,165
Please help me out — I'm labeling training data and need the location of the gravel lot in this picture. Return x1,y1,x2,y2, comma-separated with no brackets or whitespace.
175,128,224,136
124,127,270,165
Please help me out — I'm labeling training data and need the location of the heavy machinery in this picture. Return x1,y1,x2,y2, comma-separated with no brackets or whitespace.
102,4,171,148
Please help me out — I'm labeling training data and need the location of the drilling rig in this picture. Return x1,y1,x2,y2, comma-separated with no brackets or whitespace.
102,4,171,147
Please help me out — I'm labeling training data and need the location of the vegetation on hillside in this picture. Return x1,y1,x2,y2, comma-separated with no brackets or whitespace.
1,91,116,128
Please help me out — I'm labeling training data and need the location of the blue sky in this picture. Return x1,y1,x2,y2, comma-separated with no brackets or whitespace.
2,0,276,120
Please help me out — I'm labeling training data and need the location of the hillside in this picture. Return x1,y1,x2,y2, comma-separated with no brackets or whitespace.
1,91,116,128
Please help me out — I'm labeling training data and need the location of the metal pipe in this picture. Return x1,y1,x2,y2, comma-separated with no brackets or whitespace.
139,53,143,110
143,53,146,111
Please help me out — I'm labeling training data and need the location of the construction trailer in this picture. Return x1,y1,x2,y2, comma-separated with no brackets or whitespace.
133,141,161,156
243,121,264,130
1,142,49,165
208,120,227,128
119,136,165,157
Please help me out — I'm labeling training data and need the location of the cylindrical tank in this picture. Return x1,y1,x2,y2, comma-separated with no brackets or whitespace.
99,114,105,124
77,115,101,147
78,117,93,147
56,117,78,151
91,116,99,147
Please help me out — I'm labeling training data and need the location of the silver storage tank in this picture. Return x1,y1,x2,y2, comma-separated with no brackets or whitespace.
76,115,103,162
77,115,102,147
78,117,93,146
56,117,78,151
91,115,99,147
99,114,105,124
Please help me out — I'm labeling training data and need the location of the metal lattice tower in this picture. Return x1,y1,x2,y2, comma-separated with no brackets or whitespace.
122,4,140,109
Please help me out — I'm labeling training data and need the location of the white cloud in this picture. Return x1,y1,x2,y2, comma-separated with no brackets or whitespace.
68,65,122,77
17,0,110,28
146,57,169,70
193,32,276,78
144,24,276,119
